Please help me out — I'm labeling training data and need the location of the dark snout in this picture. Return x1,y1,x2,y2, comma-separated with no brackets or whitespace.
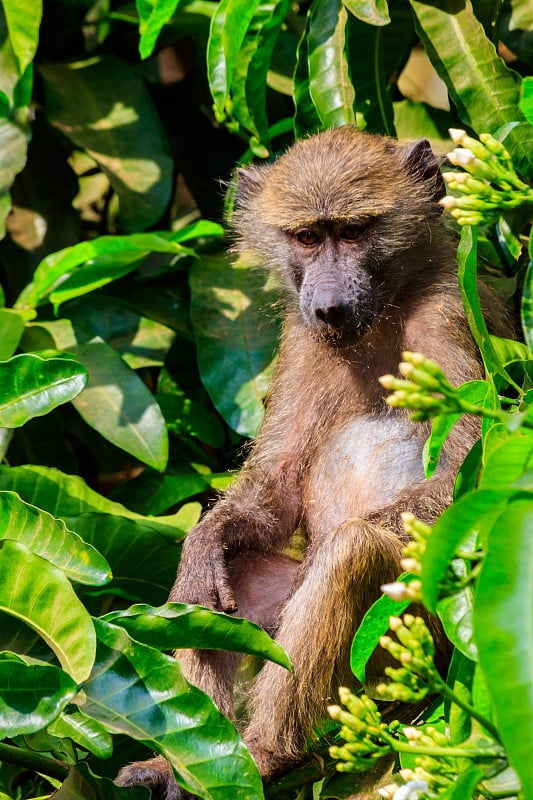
310,285,354,331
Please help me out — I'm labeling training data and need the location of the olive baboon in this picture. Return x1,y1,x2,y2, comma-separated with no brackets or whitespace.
118,127,509,799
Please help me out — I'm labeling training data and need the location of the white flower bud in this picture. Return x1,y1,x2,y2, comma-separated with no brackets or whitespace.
381,582,409,601
448,147,476,167
393,779,430,800
448,128,467,144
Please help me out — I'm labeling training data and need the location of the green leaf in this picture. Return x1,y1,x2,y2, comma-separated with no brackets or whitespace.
0,658,77,737
438,766,485,800
207,0,260,121
22,232,193,309
0,309,26,359
308,0,356,128
342,0,389,26
0,354,87,428
346,13,395,136
445,649,474,743
0,464,195,539
0,491,110,585
438,587,477,661
103,603,292,670
0,539,96,681
230,0,290,156
190,254,280,436
521,240,533,352
73,338,168,472
40,56,173,231
54,762,150,799
474,499,533,799
409,0,533,177
137,0,183,60
1,0,42,76
521,76,533,125
479,436,533,490
82,619,264,800
423,380,492,479
350,578,411,682
421,490,512,612
292,11,322,138
49,711,113,759
457,226,517,389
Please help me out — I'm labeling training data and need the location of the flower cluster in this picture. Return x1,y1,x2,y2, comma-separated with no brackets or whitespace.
328,688,393,773
381,513,431,603
440,128,533,226
376,615,438,703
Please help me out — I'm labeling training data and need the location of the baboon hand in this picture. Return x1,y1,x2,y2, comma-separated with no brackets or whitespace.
173,532,237,613
116,756,192,799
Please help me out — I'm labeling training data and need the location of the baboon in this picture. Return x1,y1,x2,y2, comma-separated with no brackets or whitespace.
118,128,510,799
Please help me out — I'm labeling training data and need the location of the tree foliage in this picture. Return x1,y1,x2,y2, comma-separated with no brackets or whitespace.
0,0,532,797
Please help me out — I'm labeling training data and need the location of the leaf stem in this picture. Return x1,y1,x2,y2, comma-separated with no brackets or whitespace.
380,730,505,760
0,742,69,781
435,677,501,743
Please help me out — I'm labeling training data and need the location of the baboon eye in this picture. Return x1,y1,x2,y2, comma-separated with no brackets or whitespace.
295,229,319,246
341,223,367,241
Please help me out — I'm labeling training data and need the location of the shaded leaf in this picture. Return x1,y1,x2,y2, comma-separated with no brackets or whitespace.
0,113,30,237
0,490,110,585
308,0,356,128
0,353,87,428
0,657,77,737
293,11,322,138
190,254,280,436
103,603,292,670
0,308,27,359
54,762,150,800
40,56,173,231
0,539,96,681
82,619,264,800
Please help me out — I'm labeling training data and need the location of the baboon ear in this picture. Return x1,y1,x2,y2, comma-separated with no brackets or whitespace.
235,166,268,207
402,139,446,204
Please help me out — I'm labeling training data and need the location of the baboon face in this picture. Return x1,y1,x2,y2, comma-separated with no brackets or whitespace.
234,127,445,340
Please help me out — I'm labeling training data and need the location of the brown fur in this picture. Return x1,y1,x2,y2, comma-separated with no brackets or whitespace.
117,128,511,799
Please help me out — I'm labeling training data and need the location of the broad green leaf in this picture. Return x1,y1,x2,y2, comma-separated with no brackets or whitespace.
82,619,264,800
346,13,395,136
207,0,260,120
393,100,450,141
0,113,30,237
0,491,110,585
1,0,42,77
421,489,512,612
308,0,356,128
445,649,474,743
342,0,389,26
109,467,219,515
103,603,292,670
137,0,183,59
409,0,533,177
66,513,181,604
67,296,177,369
40,56,173,231
21,232,194,309
479,436,533,490
0,658,77,737
190,254,280,436
350,576,412,682
0,464,196,539
0,539,96,681
73,338,168,472
0,308,26,359
230,0,290,156
438,586,477,661
293,11,322,138
54,762,150,799
49,711,113,758
474,499,533,798
438,766,485,800
0,354,87,428
423,380,492,479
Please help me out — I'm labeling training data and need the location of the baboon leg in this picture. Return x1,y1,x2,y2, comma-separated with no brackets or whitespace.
243,521,405,779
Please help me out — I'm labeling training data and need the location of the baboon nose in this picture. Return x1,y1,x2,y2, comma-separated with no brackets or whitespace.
312,288,351,329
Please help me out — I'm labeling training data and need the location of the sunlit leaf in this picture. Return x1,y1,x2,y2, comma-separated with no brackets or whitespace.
49,711,113,759
342,0,389,26
0,490,110,585
103,603,292,670
0,354,87,428
0,539,96,681
82,619,264,800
